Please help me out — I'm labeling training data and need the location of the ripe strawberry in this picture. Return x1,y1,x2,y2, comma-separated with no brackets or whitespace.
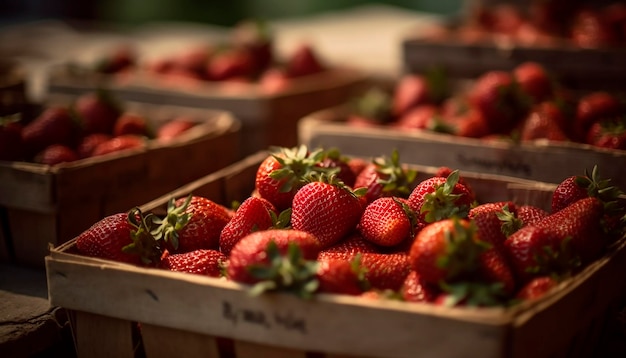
75,208,161,265
316,149,358,188
574,91,623,142
113,112,150,137
170,46,213,78
468,201,517,252
360,252,411,291
407,170,475,224
0,114,25,161
391,74,432,117
512,61,553,104
226,229,321,297
409,218,488,285
231,19,274,75
570,9,617,48
318,232,380,257
436,105,491,138
466,70,523,134
551,166,621,213
353,149,418,204
207,47,255,81
316,255,367,296
400,270,440,303
22,106,78,156
94,45,136,74
254,145,326,211
515,275,558,301
152,195,232,253
76,133,111,158
73,90,123,135
285,43,325,78
392,104,438,130
519,101,570,142
586,118,626,150
291,175,364,248
157,116,196,141
477,246,517,295
34,144,79,165
159,249,226,277
259,68,291,94
92,134,145,156
515,205,549,227
219,196,281,255
358,197,416,247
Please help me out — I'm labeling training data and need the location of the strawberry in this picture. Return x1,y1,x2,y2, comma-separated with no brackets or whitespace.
0,114,25,161
226,229,321,297
391,74,432,117
468,201,517,252
515,205,549,227
318,232,380,257
515,275,558,301
259,68,291,94
512,61,553,104
551,166,622,213
400,270,440,303
159,249,226,277
156,116,196,141
75,208,161,265
231,19,274,75
76,133,111,158
353,149,418,204
360,252,411,291
407,170,475,224
358,197,417,247
152,195,232,253
574,91,623,142
316,148,358,188
316,255,368,296
285,43,325,78
477,246,517,296
586,117,626,150
92,134,146,156
519,101,570,142
291,174,364,248
254,145,326,211
347,87,393,126
34,144,79,165
206,47,255,81
94,45,136,74
73,90,123,135
170,46,213,78
219,196,281,255
113,112,150,137
408,218,488,285
436,105,491,138
570,8,617,48
21,106,78,157
392,104,438,130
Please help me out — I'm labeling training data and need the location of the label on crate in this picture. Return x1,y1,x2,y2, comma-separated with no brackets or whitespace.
221,300,308,334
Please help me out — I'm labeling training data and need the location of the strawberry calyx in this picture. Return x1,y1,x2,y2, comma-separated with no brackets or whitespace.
394,197,419,239
526,237,582,280
269,208,292,229
437,219,490,282
439,280,508,307
306,170,366,199
349,87,393,124
497,204,524,237
575,166,624,217
268,145,329,193
247,241,320,299
150,194,193,251
121,207,163,265
421,170,470,223
371,149,417,198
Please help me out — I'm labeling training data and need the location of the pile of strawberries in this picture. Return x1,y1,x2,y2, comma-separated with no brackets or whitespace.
425,0,626,48
89,19,326,94
347,61,626,150
0,90,198,165
73,145,626,307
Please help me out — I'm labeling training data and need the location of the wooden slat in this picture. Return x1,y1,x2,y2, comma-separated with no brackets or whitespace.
141,323,221,358
233,340,308,358
73,311,135,358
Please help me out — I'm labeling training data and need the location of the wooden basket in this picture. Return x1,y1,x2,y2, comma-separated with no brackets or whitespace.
46,151,626,358
298,105,626,190
0,104,241,267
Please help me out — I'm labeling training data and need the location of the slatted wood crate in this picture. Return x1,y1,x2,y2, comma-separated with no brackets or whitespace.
0,103,241,267
46,150,626,358
298,105,626,190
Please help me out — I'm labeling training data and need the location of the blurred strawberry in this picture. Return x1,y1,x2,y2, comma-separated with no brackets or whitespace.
285,43,325,78
258,68,291,94
231,19,274,75
586,117,626,150
392,104,438,130
519,101,570,142
113,112,150,137
347,87,393,126
512,61,553,105
94,45,136,74
157,116,196,141
92,134,145,156
34,144,79,165
22,106,79,157
207,47,255,81
77,133,111,159
467,70,523,134
73,90,123,135
570,8,617,48
574,91,623,142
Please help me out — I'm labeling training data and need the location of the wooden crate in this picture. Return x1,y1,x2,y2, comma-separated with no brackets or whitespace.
45,151,626,358
0,104,241,267
46,66,369,158
298,105,626,190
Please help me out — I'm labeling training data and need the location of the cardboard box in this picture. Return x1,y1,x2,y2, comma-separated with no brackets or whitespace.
298,106,626,190
1,103,241,267
46,66,369,158
45,151,626,358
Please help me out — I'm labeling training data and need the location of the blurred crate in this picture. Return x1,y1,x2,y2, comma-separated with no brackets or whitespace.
0,102,240,267
298,105,626,190
46,151,626,358
46,66,369,158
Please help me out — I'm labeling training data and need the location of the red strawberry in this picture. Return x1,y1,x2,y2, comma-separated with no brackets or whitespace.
407,170,475,224
73,90,123,135
34,144,79,165
152,195,232,253
92,134,145,156
466,70,522,133
0,115,25,161
468,201,517,252
353,149,418,204
477,246,517,295
76,133,111,158
515,276,558,301
231,19,274,75
113,112,150,137
94,45,136,74
157,116,196,141
391,74,432,117
207,47,255,81
316,255,367,296
259,68,291,94
219,196,280,255
254,145,326,211
285,43,325,78
570,9,617,48
159,249,226,277
291,176,364,248
22,106,78,156
519,101,570,142
586,118,626,150
171,46,213,77
75,208,161,265
392,105,438,130
574,91,623,142
437,106,491,138
316,149,358,188
512,61,553,104
551,166,621,213
318,232,380,257
515,205,549,227
400,270,440,303
358,197,416,247
360,252,411,291
226,229,321,297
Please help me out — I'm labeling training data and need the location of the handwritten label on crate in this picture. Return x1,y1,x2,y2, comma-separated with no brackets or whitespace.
221,300,308,334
